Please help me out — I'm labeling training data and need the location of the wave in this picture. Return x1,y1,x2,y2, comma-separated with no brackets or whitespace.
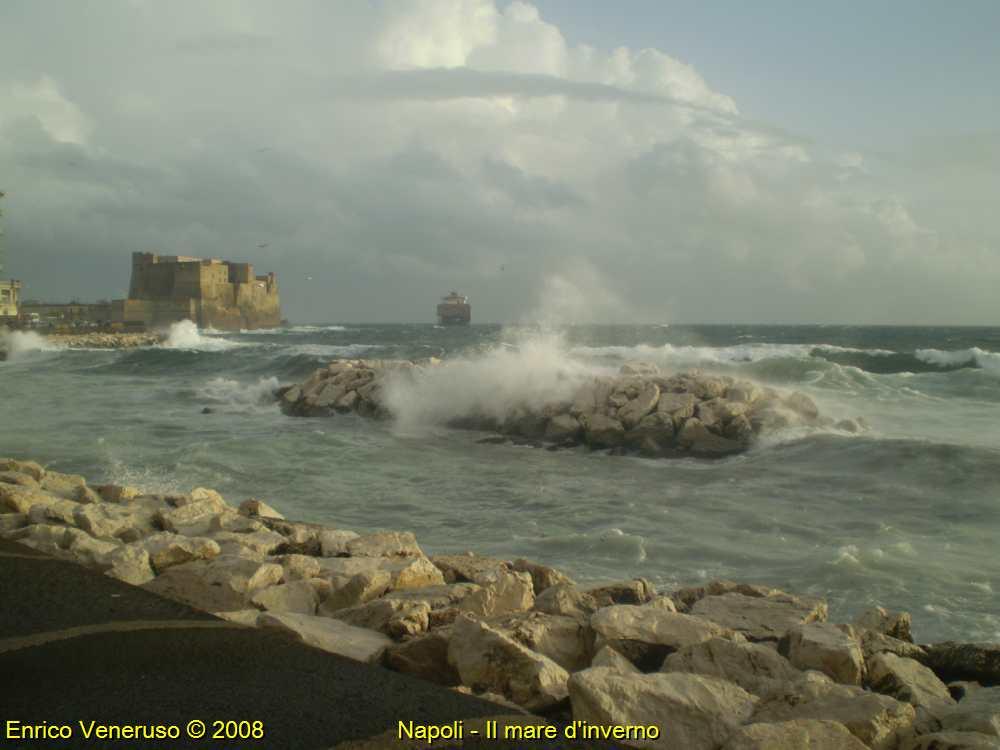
569,341,998,376
198,376,281,411
916,347,1000,372
237,325,350,335
162,320,246,352
0,330,61,359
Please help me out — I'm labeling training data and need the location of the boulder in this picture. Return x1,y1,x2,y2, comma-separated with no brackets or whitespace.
923,643,1000,685
486,611,593,672
862,630,929,663
210,528,286,557
72,504,133,540
319,570,393,614
458,568,534,617
431,552,507,583
28,498,79,526
40,471,87,500
102,545,156,586
931,686,1000,737
721,719,869,749
690,592,827,642
95,484,141,503
318,529,360,557
618,382,660,429
725,383,763,404
385,628,459,686
591,605,735,671
592,645,640,674
672,580,784,612
510,558,573,594
139,532,221,573
271,553,322,581
657,392,698,424
587,578,656,607
0,471,40,489
855,607,914,643
534,584,599,620
0,458,45,480
0,513,27,533
448,615,569,712
582,414,626,448
142,555,282,611
64,533,119,567
568,667,756,750
544,414,581,442
780,623,865,685
258,612,391,664
3,523,75,557
156,499,228,536
626,412,676,456
677,418,747,456
752,673,916,750
250,580,319,615
238,498,285,520
899,731,1000,749
345,531,423,558
332,599,430,639
663,637,803,697
869,652,956,709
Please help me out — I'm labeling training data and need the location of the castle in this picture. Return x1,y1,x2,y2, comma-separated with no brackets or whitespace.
111,253,281,331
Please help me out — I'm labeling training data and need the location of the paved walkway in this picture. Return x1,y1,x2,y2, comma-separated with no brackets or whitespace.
0,540,627,750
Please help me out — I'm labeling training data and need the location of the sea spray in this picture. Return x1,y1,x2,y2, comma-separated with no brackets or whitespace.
0,329,60,359
383,330,601,432
162,320,243,351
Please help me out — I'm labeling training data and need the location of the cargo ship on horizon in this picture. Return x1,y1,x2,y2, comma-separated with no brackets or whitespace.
437,291,471,326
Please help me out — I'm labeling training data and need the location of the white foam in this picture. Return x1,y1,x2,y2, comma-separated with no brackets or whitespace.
162,320,244,351
0,330,61,359
199,376,281,409
239,325,349,335
385,331,598,431
915,347,1000,372
570,342,894,366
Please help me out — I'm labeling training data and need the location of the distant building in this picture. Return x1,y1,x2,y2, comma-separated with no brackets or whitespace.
111,252,281,331
437,291,471,325
0,279,20,318
20,300,111,326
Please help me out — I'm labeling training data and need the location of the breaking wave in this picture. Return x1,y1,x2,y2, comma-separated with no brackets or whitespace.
162,320,245,351
0,330,61,359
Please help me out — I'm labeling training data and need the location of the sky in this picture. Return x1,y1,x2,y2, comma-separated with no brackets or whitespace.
0,0,998,325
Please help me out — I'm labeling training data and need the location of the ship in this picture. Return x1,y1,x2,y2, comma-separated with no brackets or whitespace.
437,291,471,326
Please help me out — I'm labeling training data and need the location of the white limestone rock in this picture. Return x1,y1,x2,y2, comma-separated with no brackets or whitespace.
869,652,956,709
258,612,392,664
139,532,221,573
720,719,869,749
458,568,534,617
663,637,803,697
250,580,319,615
448,615,569,712
781,623,865,685
690,591,827,642
568,667,756,750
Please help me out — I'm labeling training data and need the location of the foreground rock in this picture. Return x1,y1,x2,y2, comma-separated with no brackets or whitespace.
276,359,854,460
4,452,997,741
568,667,756,750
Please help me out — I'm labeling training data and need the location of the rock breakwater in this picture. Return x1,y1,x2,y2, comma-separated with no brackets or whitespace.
276,359,865,458
45,331,165,349
2,456,997,749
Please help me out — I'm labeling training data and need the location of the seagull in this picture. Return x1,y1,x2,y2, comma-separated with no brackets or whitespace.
306,276,313,281
257,243,269,248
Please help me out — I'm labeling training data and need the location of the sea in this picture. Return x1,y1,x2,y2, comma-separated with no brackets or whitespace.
1,322,998,643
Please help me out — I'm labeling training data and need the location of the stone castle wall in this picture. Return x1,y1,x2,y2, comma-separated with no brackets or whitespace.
114,253,280,330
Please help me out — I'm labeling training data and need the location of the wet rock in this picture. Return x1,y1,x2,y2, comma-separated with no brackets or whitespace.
923,643,1000,686
582,413,626,448
677,418,746,456
618,381,660,429
544,414,581,442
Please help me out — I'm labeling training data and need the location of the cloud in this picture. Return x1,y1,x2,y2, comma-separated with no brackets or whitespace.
0,0,996,324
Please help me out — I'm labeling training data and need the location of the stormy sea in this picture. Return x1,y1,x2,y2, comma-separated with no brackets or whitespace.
1,322,998,643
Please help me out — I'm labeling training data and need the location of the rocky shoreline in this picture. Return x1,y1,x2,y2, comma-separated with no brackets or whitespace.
2,456,997,749
276,358,868,458
0,330,165,358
